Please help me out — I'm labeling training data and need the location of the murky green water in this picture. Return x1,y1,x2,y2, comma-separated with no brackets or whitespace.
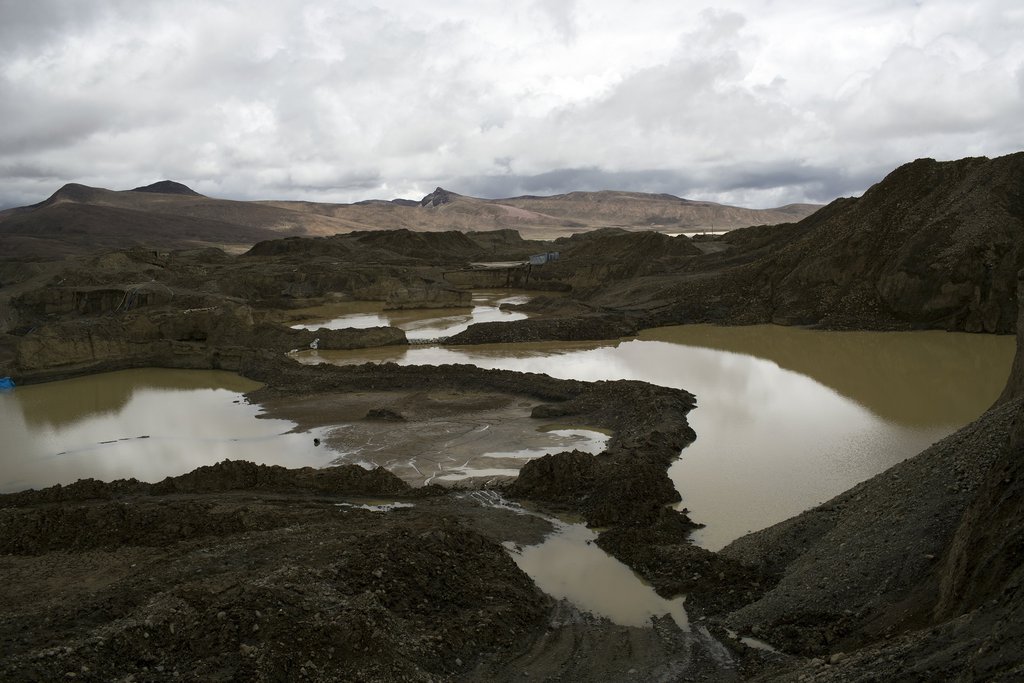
296,324,1014,550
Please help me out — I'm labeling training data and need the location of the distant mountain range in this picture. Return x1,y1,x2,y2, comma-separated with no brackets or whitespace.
0,180,821,258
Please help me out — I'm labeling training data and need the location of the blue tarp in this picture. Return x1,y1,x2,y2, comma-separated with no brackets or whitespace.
0,377,14,390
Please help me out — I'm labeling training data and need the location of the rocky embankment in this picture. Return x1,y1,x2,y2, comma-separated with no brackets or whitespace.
701,270,1024,680
0,230,546,381
450,153,1024,340
9,303,406,383
446,313,639,345
0,463,553,682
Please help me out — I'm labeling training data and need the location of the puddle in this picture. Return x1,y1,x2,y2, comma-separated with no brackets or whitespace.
290,290,532,341
507,517,688,629
466,491,689,629
723,628,779,652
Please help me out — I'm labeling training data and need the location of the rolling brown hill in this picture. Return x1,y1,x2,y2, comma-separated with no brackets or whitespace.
496,190,818,230
263,187,819,238
0,180,821,258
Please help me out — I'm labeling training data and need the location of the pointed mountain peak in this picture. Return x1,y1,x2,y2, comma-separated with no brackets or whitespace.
420,187,459,208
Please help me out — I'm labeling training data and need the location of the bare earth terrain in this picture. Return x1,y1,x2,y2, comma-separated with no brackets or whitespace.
0,152,1022,680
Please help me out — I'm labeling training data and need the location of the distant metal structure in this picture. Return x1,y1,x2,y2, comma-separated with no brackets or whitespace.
529,251,560,266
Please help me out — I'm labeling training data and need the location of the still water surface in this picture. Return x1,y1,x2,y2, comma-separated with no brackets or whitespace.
0,369,334,493
291,290,530,340
296,324,1014,549
1,321,1012,550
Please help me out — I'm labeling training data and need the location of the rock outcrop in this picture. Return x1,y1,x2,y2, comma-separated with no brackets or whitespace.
446,313,638,345
419,187,458,208
11,304,406,382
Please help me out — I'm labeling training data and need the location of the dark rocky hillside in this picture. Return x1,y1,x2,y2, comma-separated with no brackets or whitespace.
758,154,1024,332
586,153,1024,333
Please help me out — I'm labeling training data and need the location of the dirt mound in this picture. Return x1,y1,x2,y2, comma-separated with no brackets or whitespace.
245,228,543,266
557,228,702,263
0,461,411,512
348,229,489,263
149,459,411,497
507,378,697,525
508,450,682,527
0,486,550,682
596,509,763,613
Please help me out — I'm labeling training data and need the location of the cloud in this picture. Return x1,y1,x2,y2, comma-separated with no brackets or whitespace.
0,0,1021,210
452,161,876,208
533,0,578,42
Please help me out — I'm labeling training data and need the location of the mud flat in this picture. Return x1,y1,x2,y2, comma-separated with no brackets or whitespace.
253,384,609,487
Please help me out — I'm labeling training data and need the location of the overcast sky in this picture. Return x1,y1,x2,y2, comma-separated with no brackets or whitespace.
1,0,1022,210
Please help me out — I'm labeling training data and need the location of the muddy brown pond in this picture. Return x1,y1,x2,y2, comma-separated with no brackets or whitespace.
296,323,1015,550
1,320,1014,555
0,369,335,493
